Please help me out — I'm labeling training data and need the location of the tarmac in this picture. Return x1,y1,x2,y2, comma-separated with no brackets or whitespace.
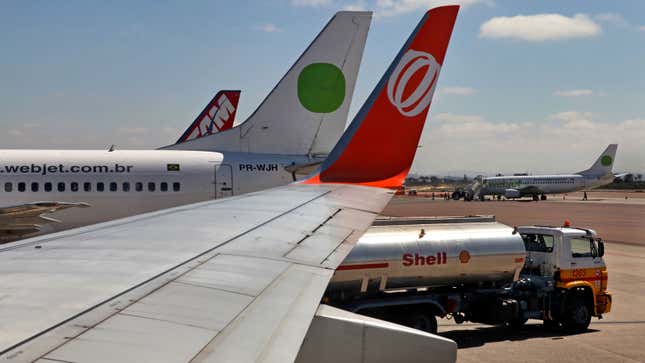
382,190,645,363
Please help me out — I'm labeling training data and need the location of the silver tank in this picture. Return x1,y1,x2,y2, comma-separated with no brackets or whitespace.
328,216,526,293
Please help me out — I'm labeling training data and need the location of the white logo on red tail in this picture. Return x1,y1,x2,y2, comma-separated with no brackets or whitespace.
184,94,236,142
200,94,235,135
387,49,441,117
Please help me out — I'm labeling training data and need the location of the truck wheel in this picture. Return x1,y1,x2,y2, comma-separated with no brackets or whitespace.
543,319,559,330
505,316,528,329
562,296,592,333
407,312,438,334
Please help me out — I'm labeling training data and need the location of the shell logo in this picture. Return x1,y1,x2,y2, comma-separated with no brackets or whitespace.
387,49,441,117
459,250,471,264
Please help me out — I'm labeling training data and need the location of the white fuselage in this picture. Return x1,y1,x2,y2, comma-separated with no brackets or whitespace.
0,149,317,234
480,173,613,197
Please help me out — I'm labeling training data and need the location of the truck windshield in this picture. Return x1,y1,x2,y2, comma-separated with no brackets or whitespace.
571,237,597,258
521,234,554,253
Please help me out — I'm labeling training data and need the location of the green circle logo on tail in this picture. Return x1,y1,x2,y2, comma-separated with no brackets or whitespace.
601,155,613,166
297,63,345,113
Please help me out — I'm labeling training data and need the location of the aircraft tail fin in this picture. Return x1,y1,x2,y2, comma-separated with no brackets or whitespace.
578,144,618,177
304,6,459,188
175,90,241,144
164,11,372,155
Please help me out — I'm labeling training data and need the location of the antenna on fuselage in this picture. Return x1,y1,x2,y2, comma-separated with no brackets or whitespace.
108,144,116,152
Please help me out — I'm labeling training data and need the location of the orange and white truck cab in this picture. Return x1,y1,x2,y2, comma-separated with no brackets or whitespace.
519,225,612,322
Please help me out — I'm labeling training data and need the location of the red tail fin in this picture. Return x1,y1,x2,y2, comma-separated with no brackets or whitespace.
305,6,459,188
175,90,241,144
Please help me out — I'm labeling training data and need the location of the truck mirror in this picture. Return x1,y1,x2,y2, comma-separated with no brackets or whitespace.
597,240,605,257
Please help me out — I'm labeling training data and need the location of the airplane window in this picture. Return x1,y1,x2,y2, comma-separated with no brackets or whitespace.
84,182,92,192
31,182,39,192
71,182,79,192
173,182,180,192
4,182,11,192
148,182,156,192
160,182,168,192
45,182,52,192
135,182,143,192
123,182,130,192
97,182,105,192
17,182,26,192
110,182,117,192
57,182,65,192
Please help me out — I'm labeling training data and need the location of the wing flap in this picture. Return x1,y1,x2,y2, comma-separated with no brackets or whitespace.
192,264,333,363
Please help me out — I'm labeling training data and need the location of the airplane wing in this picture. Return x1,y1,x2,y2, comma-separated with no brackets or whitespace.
0,201,89,238
0,6,459,362
0,183,392,362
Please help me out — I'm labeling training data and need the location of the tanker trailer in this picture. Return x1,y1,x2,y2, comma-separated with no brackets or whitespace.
325,216,611,334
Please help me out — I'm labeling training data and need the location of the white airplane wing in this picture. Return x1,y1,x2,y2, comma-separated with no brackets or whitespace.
0,201,90,238
0,6,459,362
0,184,391,362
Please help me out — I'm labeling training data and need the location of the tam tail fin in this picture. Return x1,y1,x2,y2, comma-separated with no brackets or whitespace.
163,11,372,155
577,144,618,177
304,6,459,188
175,90,241,144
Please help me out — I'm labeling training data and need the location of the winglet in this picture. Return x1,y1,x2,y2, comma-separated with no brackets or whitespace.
175,90,241,144
304,6,459,188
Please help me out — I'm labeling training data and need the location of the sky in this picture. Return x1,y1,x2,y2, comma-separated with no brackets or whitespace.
1,0,644,176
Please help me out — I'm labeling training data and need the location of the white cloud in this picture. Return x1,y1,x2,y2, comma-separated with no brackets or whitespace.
289,0,488,17
256,23,282,33
594,13,628,26
343,0,367,11
412,111,645,175
375,0,489,17
433,113,482,123
553,89,594,97
291,0,332,6
479,13,601,42
550,111,594,122
440,86,477,96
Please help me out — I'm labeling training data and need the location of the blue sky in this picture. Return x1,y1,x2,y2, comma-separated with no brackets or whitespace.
1,0,644,175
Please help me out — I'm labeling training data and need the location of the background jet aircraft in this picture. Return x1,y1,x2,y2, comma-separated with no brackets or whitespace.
174,90,241,144
467,144,619,201
0,11,371,241
0,7,459,362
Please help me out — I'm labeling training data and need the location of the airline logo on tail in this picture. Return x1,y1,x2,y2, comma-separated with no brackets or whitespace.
601,155,613,166
387,49,440,117
176,90,241,144
306,6,459,188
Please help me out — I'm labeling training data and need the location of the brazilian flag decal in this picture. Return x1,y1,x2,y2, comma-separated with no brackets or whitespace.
167,163,180,172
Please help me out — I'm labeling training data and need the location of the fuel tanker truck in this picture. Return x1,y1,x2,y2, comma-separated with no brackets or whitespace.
325,216,612,334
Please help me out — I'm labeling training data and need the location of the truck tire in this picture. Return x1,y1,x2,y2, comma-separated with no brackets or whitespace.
407,312,438,334
562,295,592,333
505,316,528,329
542,319,559,330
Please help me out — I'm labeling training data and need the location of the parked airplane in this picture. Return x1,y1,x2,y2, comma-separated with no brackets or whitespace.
0,7,460,362
0,11,371,240
174,90,241,144
470,144,619,201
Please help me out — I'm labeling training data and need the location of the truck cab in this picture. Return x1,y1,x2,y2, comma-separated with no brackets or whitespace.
518,226,612,330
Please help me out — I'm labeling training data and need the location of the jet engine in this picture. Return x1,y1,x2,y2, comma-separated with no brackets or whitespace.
504,189,521,199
